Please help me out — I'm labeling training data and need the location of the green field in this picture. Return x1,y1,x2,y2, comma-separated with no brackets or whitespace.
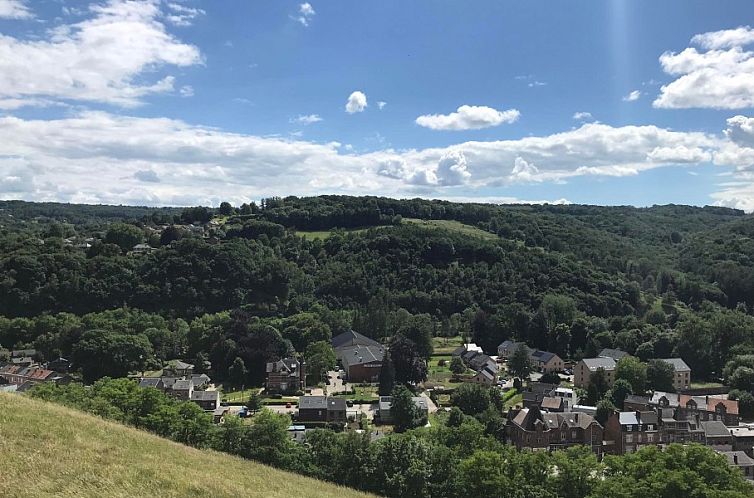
0,393,373,498
295,227,372,240
403,218,499,241
427,355,457,385
432,335,464,355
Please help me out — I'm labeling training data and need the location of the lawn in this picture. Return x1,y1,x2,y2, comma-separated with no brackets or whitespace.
295,226,376,240
503,390,523,410
432,335,464,355
333,385,379,401
221,387,259,404
427,355,456,385
403,218,499,241
0,393,374,498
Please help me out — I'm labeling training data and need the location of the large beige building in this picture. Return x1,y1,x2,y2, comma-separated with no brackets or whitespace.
574,357,616,388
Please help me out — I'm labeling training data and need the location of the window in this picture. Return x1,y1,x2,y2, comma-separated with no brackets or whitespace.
647,433,655,443
625,434,633,443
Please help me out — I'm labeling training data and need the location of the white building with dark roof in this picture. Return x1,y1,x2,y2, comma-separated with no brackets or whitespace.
574,357,616,388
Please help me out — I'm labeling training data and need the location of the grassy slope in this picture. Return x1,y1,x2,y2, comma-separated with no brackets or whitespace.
403,218,499,241
0,393,373,498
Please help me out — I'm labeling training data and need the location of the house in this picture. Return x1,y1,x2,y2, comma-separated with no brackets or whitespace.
604,410,660,454
658,358,691,391
528,350,564,373
470,366,497,386
701,420,733,447
623,394,650,411
130,243,155,255
574,357,616,388
266,358,305,394
657,409,705,445
730,427,754,456
139,377,165,390
297,396,347,425
11,357,33,368
541,396,565,412
452,343,484,357
463,351,498,373
171,379,194,401
377,395,429,424
190,390,220,411
506,406,604,455
650,392,739,427
46,357,72,373
331,330,381,352
11,349,36,359
720,451,754,480
163,360,194,377
213,406,230,424
191,373,212,389
0,365,63,386
497,340,528,359
598,348,629,361
339,345,384,383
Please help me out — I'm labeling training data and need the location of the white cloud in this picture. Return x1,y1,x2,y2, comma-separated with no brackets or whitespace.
345,91,367,114
1,111,745,208
165,2,205,27
291,114,323,125
0,0,31,19
292,2,315,26
377,101,387,110
573,111,593,121
179,85,194,98
528,81,547,88
654,27,754,109
692,26,754,50
623,90,642,102
0,0,201,108
415,105,520,131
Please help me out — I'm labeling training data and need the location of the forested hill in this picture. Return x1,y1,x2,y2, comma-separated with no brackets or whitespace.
1,195,754,385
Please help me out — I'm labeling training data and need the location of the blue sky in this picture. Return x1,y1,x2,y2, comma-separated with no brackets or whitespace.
2,0,754,209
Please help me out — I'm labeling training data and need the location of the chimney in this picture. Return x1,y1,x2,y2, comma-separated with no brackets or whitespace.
734,454,738,465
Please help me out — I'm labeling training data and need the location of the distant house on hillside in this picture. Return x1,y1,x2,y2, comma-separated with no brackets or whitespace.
297,396,347,425
598,348,629,361
331,330,380,352
163,360,194,377
452,343,483,357
339,345,384,383
266,358,304,394
658,358,691,391
497,340,527,359
191,390,220,411
574,357,617,388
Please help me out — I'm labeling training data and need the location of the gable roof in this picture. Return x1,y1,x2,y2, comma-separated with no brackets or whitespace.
340,345,384,368
190,390,220,401
580,357,617,371
618,411,658,426
541,396,564,410
660,358,691,372
172,379,194,391
598,348,629,361
298,396,346,411
530,350,559,363
331,330,380,350
139,378,163,388
701,420,731,437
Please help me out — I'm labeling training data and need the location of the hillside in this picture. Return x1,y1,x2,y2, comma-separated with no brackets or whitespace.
0,393,373,498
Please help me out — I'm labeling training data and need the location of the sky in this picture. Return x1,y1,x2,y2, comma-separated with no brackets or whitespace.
2,0,754,210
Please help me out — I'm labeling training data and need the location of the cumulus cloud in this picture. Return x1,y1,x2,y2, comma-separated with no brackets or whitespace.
179,85,194,97
345,91,367,114
1,111,746,208
654,26,754,109
291,114,323,125
292,2,315,26
573,112,593,121
0,0,31,19
0,0,201,108
623,90,642,102
415,105,520,131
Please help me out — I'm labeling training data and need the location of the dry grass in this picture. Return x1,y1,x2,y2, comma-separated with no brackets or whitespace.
0,393,374,498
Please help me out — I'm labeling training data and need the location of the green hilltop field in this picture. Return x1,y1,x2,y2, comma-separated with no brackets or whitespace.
0,393,373,498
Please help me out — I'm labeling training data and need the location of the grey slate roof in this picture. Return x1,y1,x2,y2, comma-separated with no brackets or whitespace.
618,411,658,426
598,348,629,361
340,345,384,368
299,395,328,410
701,420,731,438
172,379,194,391
190,390,220,401
139,378,163,388
331,330,380,350
660,358,691,372
581,357,617,371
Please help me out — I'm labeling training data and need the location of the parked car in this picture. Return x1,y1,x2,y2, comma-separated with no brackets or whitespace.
238,408,248,418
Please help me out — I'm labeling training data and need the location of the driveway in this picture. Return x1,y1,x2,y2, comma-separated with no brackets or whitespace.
419,393,438,414
325,370,349,394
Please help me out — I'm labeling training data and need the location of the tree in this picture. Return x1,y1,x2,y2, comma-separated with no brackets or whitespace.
104,223,143,252
509,343,532,380
241,409,294,466
729,390,754,419
72,329,153,383
449,356,466,375
247,391,263,414
540,371,561,384
595,398,615,426
729,366,754,393
390,385,425,432
586,367,610,405
389,335,427,386
647,359,675,392
450,383,491,415
609,379,633,409
379,351,396,396
159,225,184,246
615,356,647,394
219,201,234,216
228,357,248,387
305,341,336,383
395,314,434,359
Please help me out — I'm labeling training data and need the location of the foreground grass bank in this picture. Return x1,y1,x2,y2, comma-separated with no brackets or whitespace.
0,393,373,498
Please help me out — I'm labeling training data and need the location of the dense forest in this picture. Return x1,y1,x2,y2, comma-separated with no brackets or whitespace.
2,196,754,389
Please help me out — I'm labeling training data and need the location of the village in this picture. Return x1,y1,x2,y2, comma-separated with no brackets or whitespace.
3,330,753,482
